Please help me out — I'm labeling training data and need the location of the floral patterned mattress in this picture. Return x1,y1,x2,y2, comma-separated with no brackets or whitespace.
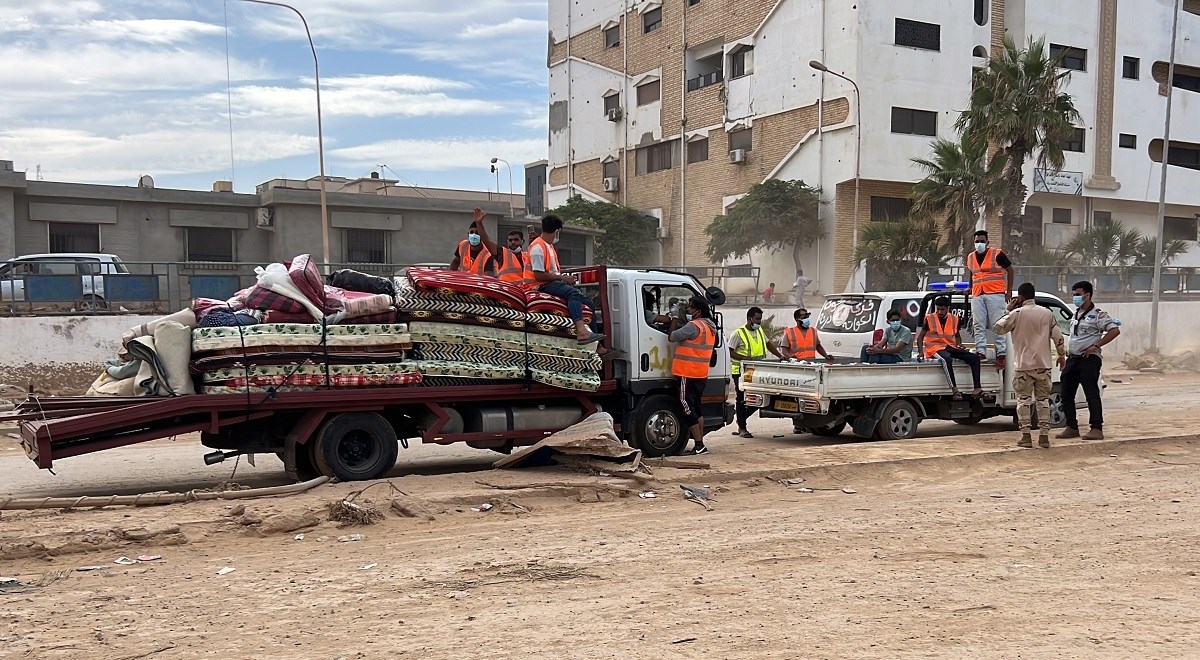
192,323,411,353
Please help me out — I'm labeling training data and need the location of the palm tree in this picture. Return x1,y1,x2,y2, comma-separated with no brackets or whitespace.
1060,220,1143,266
1133,236,1190,267
909,133,1006,256
957,36,1081,258
853,218,954,291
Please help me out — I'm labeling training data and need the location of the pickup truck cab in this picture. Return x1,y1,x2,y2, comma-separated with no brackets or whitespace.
0,253,127,310
741,285,1086,440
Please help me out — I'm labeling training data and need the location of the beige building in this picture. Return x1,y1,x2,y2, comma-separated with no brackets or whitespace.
546,0,1200,294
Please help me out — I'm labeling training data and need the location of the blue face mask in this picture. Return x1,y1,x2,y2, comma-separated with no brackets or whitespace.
974,242,987,253
889,320,902,331
751,323,761,331
1072,294,1085,307
468,233,481,246
800,318,811,329
685,313,694,321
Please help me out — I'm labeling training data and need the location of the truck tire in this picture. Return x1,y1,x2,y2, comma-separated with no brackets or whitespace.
631,395,689,457
312,412,398,481
1028,385,1065,429
873,400,920,441
809,421,847,437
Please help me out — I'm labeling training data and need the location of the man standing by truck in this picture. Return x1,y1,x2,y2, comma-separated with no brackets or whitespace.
669,297,718,455
993,282,1067,448
728,306,786,438
1058,280,1121,441
967,230,1014,369
781,308,833,361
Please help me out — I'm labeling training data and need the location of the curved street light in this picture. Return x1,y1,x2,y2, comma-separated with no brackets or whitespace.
490,157,514,217
810,60,861,287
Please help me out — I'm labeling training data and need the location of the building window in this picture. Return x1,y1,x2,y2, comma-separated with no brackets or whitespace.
728,127,752,152
1119,133,1137,149
974,0,988,26
687,138,709,163
1023,206,1044,250
1151,61,1200,93
1052,208,1073,225
643,7,661,33
1123,56,1140,79
1173,70,1200,92
972,45,987,58
729,45,754,78
870,196,913,222
48,222,100,253
186,227,235,262
1050,44,1087,71
1165,216,1199,242
603,93,620,114
894,18,940,51
1168,144,1200,169
602,160,619,179
345,228,388,264
688,0,700,5
890,107,937,136
1063,127,1086,152
635,140,678,175
636,79,660,105
604,25,620,49
1093,211,1113,227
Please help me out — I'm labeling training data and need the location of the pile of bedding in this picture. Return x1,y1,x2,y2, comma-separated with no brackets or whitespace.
85,257,602,397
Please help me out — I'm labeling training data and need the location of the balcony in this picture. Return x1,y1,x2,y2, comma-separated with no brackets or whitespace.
687,70,724,92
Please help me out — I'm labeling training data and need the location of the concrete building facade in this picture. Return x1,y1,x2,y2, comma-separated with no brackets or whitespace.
546,0,1200,294
0,163,596,269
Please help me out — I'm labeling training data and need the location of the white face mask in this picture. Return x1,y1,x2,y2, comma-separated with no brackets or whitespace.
974,242,987,253
553,231,561,245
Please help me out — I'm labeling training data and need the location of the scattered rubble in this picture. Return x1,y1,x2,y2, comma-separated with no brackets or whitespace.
1122,349,1199,373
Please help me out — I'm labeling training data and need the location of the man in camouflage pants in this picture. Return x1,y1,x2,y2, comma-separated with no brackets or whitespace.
993,283,1067,448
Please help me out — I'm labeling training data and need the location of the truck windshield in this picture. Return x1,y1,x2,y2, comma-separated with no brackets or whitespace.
816,297,880,333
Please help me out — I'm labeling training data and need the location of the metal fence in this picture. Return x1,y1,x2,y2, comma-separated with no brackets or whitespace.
921,265,1200,301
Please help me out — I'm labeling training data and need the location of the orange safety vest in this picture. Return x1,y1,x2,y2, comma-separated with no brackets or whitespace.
784,326,818,360
496,248,529,286
671,319,716,379
923,312,959,358
969,247,1007,296
521,236,561,290
457,240,492,277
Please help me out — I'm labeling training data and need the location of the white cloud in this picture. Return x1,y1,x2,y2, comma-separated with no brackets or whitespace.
459,17,544,40
213,84,501,120
331,137,545,171
59,18,224,44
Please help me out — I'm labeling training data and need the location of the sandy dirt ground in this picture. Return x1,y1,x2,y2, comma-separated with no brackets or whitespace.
1,373,1199,659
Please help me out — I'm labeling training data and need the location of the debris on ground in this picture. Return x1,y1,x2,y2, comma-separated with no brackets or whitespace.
493,412,640,470
337,534,364,543
639,491,657,499
681,484,714,511
327,500,384,527
471,503,494,513
216,566,236,575
1123,349,1200,373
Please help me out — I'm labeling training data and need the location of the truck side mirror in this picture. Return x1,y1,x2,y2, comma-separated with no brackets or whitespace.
705,286,726,307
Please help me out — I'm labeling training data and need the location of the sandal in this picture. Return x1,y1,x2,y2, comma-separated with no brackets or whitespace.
740,431,755,438
952,390,964,401
731,428,745,436
576,332,605,344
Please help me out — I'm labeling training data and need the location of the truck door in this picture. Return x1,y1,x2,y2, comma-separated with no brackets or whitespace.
634,281,705,380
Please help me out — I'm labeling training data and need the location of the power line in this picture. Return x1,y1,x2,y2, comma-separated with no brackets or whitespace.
379,163,434,198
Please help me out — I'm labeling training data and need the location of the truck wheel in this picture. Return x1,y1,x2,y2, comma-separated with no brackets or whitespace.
312,412,398,481
874,400,920,440
808,422,847,437
1029,385,1066,428
631,395,689,457
78,294,109,312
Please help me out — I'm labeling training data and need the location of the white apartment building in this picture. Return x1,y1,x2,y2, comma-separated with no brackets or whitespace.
546,0,1200,294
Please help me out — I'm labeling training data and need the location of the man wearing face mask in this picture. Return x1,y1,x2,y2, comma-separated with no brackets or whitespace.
469,208,529,286
861,310,912,364
1058,280,1121,441
781,308,833,361
522,214,603,345
728,306,787,438
966,230,1014,369
669,296,719,455
917,296,982,400
449,220,496,276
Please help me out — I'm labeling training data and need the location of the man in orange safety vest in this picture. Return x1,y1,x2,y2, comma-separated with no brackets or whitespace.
669,296,718,455
966,229,1014,369
916,296,982,400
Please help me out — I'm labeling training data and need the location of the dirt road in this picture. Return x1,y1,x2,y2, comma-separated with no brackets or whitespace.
1,374,1198,658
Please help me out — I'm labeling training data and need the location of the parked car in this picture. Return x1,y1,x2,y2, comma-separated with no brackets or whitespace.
0,253,128,310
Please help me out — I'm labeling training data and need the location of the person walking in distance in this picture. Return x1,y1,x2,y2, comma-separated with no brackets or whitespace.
966,230,1014,369
916,296,982,400
1058,281,1121,441
792,270,813,308
728,306,786,438
993,283,1067,448
669,296,718,455
781,308,833,361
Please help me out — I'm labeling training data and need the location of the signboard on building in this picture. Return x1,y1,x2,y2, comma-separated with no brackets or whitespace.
1033,169,1083,195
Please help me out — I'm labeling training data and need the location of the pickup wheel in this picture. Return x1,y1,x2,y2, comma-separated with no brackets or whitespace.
1029,385,1066,429
78,294,109,312
631,395,689,457
873,400,920,441
312,412,399,481
808,421,847,437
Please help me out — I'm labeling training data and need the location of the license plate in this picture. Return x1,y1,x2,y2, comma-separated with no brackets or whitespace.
773,399,799,412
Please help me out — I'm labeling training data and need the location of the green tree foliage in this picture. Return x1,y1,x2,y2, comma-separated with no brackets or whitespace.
704,179,825,273
546,196,658,265
853,218,956,291
1061,220,1189,267
957,36,1081,258
909,133,1006,255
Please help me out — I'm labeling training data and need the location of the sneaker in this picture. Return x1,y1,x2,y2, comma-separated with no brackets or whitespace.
686,444,710,455
731,428,746,436
1082,427,1105,440
1038,435,1051,449
1056,427,1080,439
1017,433,1032,448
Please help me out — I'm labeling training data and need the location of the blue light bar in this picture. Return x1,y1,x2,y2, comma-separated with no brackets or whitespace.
928,281,970,290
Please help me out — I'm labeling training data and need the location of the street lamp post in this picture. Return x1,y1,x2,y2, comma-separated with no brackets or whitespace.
1151,0,1182,351
809,60,861,289
236,0,330,268
491,157,514,217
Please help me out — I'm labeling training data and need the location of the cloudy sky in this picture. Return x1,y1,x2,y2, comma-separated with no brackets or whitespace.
0,0,548,193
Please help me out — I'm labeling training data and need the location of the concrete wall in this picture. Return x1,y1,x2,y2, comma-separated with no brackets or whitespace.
0,314,158,394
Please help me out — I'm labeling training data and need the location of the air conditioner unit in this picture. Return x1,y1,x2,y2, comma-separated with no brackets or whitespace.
729,149,747,164
606,107,623,121
656,226,669,239
603,176,620,192
256,207,274,228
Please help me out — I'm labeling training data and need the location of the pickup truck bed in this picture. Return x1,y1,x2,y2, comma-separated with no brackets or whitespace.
742,361,1002,411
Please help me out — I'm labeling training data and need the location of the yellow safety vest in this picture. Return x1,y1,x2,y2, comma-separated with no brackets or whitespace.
731,325,766,375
